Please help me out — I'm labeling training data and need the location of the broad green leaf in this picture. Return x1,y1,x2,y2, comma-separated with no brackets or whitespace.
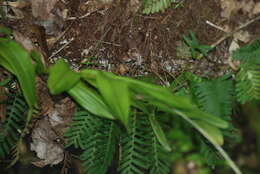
96,71,130,127
48,59,80,94
81,69,196,111
148,113,171,151
81,69,228,128
195,121,223,145
0,38,36,108
67,81,115,120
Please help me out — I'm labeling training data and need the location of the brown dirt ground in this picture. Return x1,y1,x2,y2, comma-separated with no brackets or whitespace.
4,0,260,83
2,0,260,83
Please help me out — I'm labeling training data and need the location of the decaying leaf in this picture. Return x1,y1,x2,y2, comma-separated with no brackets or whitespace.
30,117,64,167
253,3,260,15
220,0,238,19
31,0,59,20
233,31,251,43
220,0,260,19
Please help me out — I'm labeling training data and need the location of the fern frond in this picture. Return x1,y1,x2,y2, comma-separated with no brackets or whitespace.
232,39,260,65
80,119,118,174
235,66,260,103
194,77,234,121
0,95,27,158
65,108,118,174
118,113,150,174
149,136,170,174
199,138,221,168
143,0,175,14
65,109,102,149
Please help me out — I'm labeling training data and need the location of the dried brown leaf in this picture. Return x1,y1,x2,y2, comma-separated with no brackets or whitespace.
31,0,59,20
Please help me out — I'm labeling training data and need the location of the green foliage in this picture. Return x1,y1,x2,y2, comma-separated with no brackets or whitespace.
65,108,118,174
0,94,27,158
183,31,212,59
232,39,260,103
0,38,36,108
118,113,150,174
232,39,260,64
48,59,80,95
0,36,244,174
194,76,234,121
148,130,170,174
96,71,130,127
142,0,174,14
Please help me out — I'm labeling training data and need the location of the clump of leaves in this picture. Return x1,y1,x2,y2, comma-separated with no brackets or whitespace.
232,39,260,104
182,31,212,59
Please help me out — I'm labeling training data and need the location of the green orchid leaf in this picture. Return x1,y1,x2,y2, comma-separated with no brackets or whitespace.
67,81,115,120
96,71,130,127
0,26,12,38
148,113,171,151
195,120,224,145
48,59,80,94
31,50,47,74
148,101,241,174
0,38,36,108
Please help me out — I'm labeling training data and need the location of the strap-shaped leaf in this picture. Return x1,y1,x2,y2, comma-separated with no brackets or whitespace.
67,81,115,120
0,38,36,108
48,59,80,94
96,71,130,127
148,113,171,151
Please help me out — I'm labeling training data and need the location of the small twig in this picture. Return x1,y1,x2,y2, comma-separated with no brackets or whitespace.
89,40,121,47
211,15,260,48
206,20,226,32
48,38,74,60
66,10,98,20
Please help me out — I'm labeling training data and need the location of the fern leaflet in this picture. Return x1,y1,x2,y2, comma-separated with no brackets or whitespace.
118,113,150,174
148,135,170,174
235,66,260,103
0,94,27,158
232,39,260,65
143,0,175,14
65,108,118,174
194,76,234,121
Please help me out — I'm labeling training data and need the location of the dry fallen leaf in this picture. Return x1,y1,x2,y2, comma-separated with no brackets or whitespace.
220,0,260,19
228,39,240,70
30,117,64,167
31,0,59,20
253,2,260,15
220,0,238,19
233,31,251,43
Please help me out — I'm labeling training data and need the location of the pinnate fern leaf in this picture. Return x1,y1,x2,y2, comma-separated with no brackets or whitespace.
65,108,118,174
195,77,234,120
118,113,150,174
143,0,175,14
0,95,27,158
232,39,260,64
235,66,260,103
148,135,170,174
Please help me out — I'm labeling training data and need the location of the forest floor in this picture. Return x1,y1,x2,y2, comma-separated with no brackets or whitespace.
1,0,260,173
